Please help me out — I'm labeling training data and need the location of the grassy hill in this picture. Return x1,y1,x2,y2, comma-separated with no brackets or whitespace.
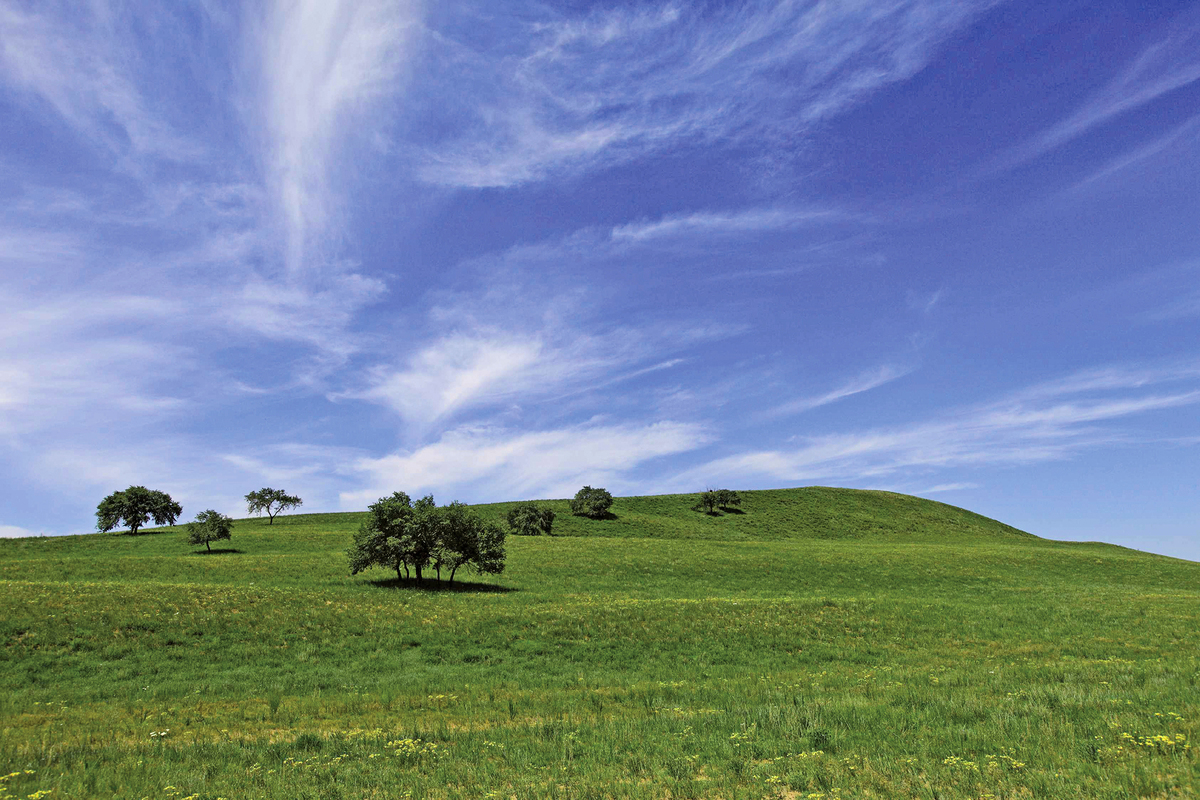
0,487,1197,799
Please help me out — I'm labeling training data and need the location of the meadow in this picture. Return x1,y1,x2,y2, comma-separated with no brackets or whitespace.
0,487,1197,799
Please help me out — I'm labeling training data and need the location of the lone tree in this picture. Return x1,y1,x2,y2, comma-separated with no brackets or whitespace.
96,486,182,536
506,502,556,536
187,509,234,552
245,488,303,524
570,486,614,519
347,493,506,585
695,488,719,515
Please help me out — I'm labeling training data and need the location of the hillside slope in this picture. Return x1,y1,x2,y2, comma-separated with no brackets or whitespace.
1,486,1198,799
475,486,1038,542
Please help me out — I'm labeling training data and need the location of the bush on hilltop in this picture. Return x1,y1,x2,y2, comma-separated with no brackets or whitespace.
570,486,614,519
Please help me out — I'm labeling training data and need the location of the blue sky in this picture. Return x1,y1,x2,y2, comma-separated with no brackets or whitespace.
2,0,1198,560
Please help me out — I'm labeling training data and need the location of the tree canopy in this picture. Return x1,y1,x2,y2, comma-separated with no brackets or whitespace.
570,486,614,519
347,493,506,584
186,510,233,552
695,488,741,515
96,486,182,536
506,502,556,536
245,488,303,524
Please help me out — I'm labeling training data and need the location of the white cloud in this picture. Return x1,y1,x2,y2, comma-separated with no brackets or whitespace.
986,22,1200,174
344,420,710,505
0,524,41,538
251,0,422,275
610,207,850,244
674,364,1200,488
916,482,980,494
761,364,913,420
414,0,999,187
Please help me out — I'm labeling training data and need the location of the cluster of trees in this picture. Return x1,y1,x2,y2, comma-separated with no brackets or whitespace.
97,486,306,553
347,492,506,584
695,488,741,514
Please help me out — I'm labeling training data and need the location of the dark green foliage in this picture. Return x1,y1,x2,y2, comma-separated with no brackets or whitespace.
507,501,556,535
186,510,233,552
347,493,506,583
347,491,416,580
570,485,614,518
695,488,741,515
245,487,303,524
438,501,507,582
95,486,182,536
694,489,719,515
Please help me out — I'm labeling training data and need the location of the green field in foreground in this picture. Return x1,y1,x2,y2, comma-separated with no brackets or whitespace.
0,487,1197,799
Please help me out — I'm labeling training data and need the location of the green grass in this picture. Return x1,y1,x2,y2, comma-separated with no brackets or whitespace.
1,487,1197,799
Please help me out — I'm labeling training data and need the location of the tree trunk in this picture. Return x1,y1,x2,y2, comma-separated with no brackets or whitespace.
415,564,423,582
396,564,402,581
436,565,441,581
130,522,140,536
449,565,458,584
206,541,211,552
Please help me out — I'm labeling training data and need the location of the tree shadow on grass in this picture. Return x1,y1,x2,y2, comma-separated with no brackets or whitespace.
572,511,619,521
365,577,518,594
189,548,244,555
719,507,747,515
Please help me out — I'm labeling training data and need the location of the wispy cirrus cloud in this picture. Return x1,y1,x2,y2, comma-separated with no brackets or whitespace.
413,0,1000,187
0,1,204,162
610,207,852,244
250,0,422,275
344,420,710,506
986,20,1200,175
674,364,1200,488
759,364,913,420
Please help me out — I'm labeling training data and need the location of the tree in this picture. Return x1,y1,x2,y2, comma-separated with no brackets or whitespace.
716,489,742,512
347,493,507,585
694,488,719,515
347,491,415,582
506,502,556,536
96,486,182,536
245,488,303,524
570,486,614,519
187,510,233,552
439,502,507,583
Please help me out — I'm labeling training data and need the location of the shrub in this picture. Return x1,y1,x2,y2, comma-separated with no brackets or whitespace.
570,486,614,519
506,502,556,536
